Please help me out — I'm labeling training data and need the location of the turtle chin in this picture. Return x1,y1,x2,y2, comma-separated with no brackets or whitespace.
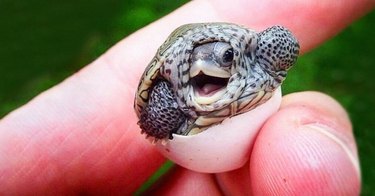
190,72,229,105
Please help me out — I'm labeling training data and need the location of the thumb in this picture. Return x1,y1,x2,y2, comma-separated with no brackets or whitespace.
250,92,359,195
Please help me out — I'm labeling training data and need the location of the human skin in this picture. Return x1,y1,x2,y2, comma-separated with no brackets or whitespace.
0,0,374,195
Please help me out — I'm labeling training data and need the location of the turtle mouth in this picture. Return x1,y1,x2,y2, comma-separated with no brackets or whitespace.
190,72,229,104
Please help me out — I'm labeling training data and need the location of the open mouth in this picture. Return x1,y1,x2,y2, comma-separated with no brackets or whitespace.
191,73,228,96
190,72,229,104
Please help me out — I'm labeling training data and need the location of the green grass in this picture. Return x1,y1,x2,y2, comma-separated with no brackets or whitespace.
0,1,374,194
0,0,187,116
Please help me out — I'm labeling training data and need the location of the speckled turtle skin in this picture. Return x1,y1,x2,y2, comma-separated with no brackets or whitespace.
134,23,299,140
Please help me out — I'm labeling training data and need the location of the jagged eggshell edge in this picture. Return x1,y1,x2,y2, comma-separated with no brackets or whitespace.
155,88,282,173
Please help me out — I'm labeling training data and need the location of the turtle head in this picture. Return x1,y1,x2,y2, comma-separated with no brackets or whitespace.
255,26,299,74
188,42,233,105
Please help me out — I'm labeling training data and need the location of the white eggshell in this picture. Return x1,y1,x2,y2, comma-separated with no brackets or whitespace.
155,88,282,173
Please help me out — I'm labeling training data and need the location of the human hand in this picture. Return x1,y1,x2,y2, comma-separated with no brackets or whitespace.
0,0,373,194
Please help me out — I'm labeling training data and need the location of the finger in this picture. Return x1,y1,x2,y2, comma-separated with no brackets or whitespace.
0,0,371,194
106,0,375,73
146,166,222,195
249,92,359,195
0,65,166,194
215,165,252,196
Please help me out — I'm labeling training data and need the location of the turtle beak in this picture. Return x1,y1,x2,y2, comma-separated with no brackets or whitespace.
190,59,231,78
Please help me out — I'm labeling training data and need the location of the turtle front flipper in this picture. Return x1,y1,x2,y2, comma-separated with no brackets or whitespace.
256,26,300,73
138,80,187,140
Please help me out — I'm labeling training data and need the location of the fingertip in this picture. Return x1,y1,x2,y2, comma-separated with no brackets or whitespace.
250,91,360,195
147,167,221,195
281,91,356,153
281,91,352,130
215,165,252,196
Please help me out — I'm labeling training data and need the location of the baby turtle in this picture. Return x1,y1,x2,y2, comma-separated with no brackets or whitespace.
134,23,299,141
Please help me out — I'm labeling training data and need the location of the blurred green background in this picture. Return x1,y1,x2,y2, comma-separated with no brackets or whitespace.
0,0,374,194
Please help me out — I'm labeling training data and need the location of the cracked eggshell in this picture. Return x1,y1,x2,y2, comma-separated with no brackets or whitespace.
155,88,282,173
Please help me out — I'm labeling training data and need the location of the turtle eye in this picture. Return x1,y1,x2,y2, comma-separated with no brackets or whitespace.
221,48,233,67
